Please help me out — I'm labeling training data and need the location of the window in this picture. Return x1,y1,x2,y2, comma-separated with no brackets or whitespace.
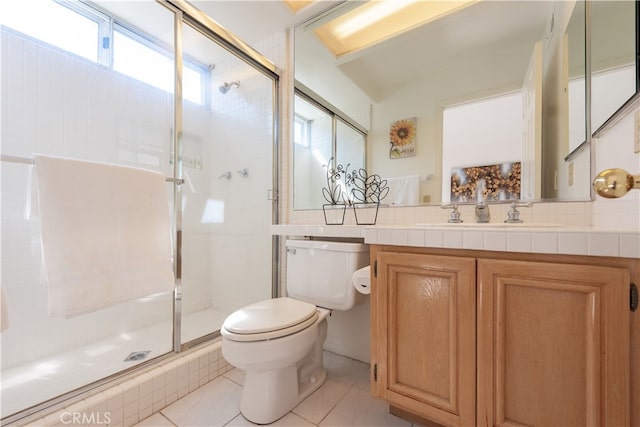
113,28,173,94
1,0,206,106
0,0,103,62
113,26,205,105
294,114,310,147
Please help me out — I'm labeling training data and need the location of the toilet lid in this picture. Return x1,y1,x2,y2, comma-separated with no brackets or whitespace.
221,297,318,341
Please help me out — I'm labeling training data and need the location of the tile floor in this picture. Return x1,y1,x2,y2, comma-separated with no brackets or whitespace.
134,351,416,427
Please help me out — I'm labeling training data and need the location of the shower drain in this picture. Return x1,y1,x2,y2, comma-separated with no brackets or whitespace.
123,351,150,362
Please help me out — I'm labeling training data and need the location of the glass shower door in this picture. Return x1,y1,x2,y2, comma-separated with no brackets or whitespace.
0,1,176,418
179,22,275,344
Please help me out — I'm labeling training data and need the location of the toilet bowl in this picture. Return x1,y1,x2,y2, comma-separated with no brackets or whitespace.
220,240,369,424
221,298,329,424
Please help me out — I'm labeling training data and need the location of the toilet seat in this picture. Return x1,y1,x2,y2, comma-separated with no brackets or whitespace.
221,297,319,342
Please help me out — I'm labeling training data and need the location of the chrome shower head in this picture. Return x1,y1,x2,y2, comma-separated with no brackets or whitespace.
219,81,240,94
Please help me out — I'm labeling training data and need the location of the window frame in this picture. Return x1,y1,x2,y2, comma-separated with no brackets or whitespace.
1,0,209,106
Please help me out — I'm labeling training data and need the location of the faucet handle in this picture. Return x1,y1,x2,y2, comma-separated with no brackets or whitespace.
441,203,463,223
504,201,531,223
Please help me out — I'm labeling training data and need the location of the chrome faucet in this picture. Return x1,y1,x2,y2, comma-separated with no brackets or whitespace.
475,179,491,223
504,202,531,223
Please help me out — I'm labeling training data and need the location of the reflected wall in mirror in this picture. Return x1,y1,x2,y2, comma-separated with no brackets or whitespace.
294,0,626,210
591,1,638,132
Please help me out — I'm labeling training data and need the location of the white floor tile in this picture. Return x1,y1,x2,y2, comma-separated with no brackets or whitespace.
292,378,351,424
322,352,369,386
225,412,315,426
132,351,421,427
353,366,371,392
161,376,242,426
319,387,411,427
134,412,176,426
223,368,246,387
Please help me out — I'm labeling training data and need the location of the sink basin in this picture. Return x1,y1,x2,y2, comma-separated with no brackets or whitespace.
414,222,563,229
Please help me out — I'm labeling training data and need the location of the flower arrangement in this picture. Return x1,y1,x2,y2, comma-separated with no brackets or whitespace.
322,157,349,205
321,157,349,224
320,159,390,225
347,168,389,225
348,169,389,204
451,162,521,202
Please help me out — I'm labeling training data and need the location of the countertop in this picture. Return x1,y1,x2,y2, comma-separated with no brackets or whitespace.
271,224,640,259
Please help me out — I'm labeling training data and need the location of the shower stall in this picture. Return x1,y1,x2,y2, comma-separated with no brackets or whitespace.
0,0,278,422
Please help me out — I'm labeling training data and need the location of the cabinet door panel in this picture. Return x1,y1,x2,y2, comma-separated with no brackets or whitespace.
477,259,629,427
375,252,475,426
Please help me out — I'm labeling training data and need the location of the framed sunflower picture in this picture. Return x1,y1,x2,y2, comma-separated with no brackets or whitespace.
389,117,417,159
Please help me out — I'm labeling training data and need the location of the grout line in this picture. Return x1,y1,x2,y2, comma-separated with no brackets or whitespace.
158,412,178,426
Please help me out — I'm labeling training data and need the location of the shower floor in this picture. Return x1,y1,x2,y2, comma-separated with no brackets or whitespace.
1,307,230,419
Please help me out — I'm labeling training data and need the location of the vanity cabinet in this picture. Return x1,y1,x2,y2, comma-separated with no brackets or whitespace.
370,246,638,427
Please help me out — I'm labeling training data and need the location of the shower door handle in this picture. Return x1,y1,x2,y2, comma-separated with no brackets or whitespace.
267,189,274,200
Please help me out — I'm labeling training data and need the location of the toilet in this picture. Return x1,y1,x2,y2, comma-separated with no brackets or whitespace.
220,239,369,424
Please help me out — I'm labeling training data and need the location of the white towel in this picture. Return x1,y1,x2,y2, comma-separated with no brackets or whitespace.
34,154,175,317
385,175,421,205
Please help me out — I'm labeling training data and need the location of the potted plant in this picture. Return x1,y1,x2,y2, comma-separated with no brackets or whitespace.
348,168,389,225
321,158,348,225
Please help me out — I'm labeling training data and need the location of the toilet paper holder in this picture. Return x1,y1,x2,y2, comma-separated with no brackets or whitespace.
352,265,371,295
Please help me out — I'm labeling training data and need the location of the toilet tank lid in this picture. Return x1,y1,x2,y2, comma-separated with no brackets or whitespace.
285,239,369,253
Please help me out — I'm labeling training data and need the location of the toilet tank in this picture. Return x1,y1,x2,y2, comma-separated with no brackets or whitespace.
285,240,369,310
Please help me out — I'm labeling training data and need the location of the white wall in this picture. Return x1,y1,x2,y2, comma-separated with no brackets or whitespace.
295,28,371,130
592,101,640,229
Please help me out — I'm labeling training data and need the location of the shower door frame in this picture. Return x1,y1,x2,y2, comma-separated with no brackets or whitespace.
163,0,281,351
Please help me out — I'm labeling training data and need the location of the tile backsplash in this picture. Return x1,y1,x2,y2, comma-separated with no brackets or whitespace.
288,201,594,228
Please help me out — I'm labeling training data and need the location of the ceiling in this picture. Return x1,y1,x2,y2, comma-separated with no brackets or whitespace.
94,1,587,102
191,0,298,46
312,1,555,100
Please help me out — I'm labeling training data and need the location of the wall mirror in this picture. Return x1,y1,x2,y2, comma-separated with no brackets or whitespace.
293,0,637,210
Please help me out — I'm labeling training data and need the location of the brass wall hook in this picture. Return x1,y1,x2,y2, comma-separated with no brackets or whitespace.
593,168,640,198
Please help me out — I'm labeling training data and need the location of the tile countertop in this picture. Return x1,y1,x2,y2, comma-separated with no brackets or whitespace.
271,224,640,259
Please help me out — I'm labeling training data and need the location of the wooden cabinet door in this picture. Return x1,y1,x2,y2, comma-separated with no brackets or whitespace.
477,259,630,427
373,251,476,426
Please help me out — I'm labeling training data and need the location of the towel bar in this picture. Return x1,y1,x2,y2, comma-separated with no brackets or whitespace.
0,154,185,184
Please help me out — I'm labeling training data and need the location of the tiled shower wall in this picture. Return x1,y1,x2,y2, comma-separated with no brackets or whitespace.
1,28,179,368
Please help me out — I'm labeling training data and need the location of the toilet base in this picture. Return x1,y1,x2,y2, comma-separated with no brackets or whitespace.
239,313,329,424
240,365,326,425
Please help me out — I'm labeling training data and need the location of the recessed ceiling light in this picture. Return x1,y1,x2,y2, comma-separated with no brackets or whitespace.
314,0,477,58
282,0,317,13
